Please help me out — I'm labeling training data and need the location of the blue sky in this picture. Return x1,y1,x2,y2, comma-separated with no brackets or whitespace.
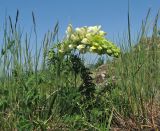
0,0,160,45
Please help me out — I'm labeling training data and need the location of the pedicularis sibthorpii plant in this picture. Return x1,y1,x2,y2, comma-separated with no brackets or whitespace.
47,25,121,130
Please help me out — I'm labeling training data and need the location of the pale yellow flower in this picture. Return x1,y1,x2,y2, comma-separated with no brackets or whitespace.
93,42,99,47
87,25,101,35
89,46,97,52
86,33,92,39
114,53,119,57
77,44,85,50
70,34,79,41
75,27,81,32
106,49,112,54
75,27,86,36
98,46,102,50
81,38,89,44
99,31,106,36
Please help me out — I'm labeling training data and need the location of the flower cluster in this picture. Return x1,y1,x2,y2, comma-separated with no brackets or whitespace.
58,24,120,57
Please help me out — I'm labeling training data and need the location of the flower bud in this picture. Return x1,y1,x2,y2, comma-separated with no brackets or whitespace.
66,24,72,34
113,53,119,57
106,49,112,54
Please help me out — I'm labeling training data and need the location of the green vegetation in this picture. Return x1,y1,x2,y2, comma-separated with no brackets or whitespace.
0,9,160,130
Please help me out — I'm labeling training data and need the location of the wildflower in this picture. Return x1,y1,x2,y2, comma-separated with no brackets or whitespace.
77,44,85,50
80,27,87,34
99,30,106,36
106,49,112,54
76,27,86,36
113,52,119,57
71,34,79,41
93,42,99,47
89,46,97,52
81,38,89,44
112,48,120,54
75,27,81,32
97,46,102,50
86,33,92,39
87,25,101,35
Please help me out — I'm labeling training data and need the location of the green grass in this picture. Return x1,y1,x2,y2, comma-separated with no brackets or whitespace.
0,9,160,130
